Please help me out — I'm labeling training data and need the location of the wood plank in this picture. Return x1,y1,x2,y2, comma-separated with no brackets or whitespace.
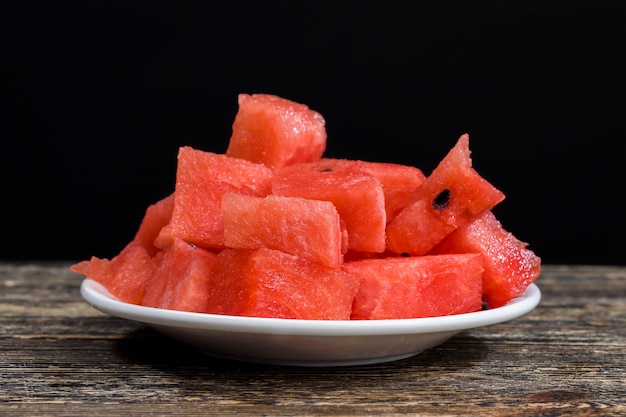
1,263,625,416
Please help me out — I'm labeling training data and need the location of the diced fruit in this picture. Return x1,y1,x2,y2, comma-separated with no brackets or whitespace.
353,160,426,221
222,192,343,268
133,193,174,256
155,146,274,251
272,159,387,253
386,134,506,256
141,237,217,313
429,210,541,308
71,93,541,320
70,240,155,304
319,158,426,221
226,93,327,168
346,253,484,320
205,248,360,320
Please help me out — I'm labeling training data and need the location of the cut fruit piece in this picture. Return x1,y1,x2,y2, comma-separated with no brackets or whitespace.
206,248,360,320
70,240,155,305
386,134,505,256
133,193,175,256
155,146,274,251
272,160,387,253
222,192,344,268
319,158,426,221
226,93,327,168
141,237,217,313
429,210,541,308
346,253,484,320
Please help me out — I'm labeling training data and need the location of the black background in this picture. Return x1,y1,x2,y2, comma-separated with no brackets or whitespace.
2,1,625,264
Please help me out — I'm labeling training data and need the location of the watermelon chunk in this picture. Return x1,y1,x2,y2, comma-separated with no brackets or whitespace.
272,159,387,253
205,248,360,320
155,146,274,251
429,210,541,308
345,253,484,320
226,93,327,168
133,193,175,256
141,237,217,313
70,240,155,305
386,134,506,256
222,192,344,268
319,158,426,221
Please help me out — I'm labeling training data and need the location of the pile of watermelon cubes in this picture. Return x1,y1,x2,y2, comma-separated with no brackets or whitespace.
71,93,541,320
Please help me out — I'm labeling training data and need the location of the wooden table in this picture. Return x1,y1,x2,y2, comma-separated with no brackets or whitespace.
1,262,624,416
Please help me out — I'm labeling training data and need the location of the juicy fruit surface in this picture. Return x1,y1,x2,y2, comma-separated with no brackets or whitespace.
133,193,174,257
386,133,505,256
222,192,343,268
70,93,541,320
156,146,274,251
71,240,154,305
226,93,327,168
272,160,387,253
141,237,217,313
206,248,359,320
429,210,541,308
346,253,484,320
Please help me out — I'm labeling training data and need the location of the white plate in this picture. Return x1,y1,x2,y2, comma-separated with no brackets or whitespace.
80,279,541,367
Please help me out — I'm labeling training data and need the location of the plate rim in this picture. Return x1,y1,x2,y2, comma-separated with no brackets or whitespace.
80,279,541,337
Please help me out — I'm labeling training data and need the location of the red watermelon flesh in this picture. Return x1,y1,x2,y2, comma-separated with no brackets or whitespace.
357,160,426,221
429,210,541,308
155,146,274,251
386,134,506,256
141,237,217,313
206,248,360,320
226,93,327,168
272,160,387,253
133,193,174,256
70,93,541,321
70,240,155,305
320,158,426,221
222,192,344,268
345,253,484,320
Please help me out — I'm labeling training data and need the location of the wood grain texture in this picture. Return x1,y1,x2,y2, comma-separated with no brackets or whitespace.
1,262,625,416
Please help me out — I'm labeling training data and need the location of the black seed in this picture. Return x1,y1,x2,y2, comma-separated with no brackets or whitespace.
320,167,333,172
433,189,451,211
401,252,410,257
186,241,197,248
